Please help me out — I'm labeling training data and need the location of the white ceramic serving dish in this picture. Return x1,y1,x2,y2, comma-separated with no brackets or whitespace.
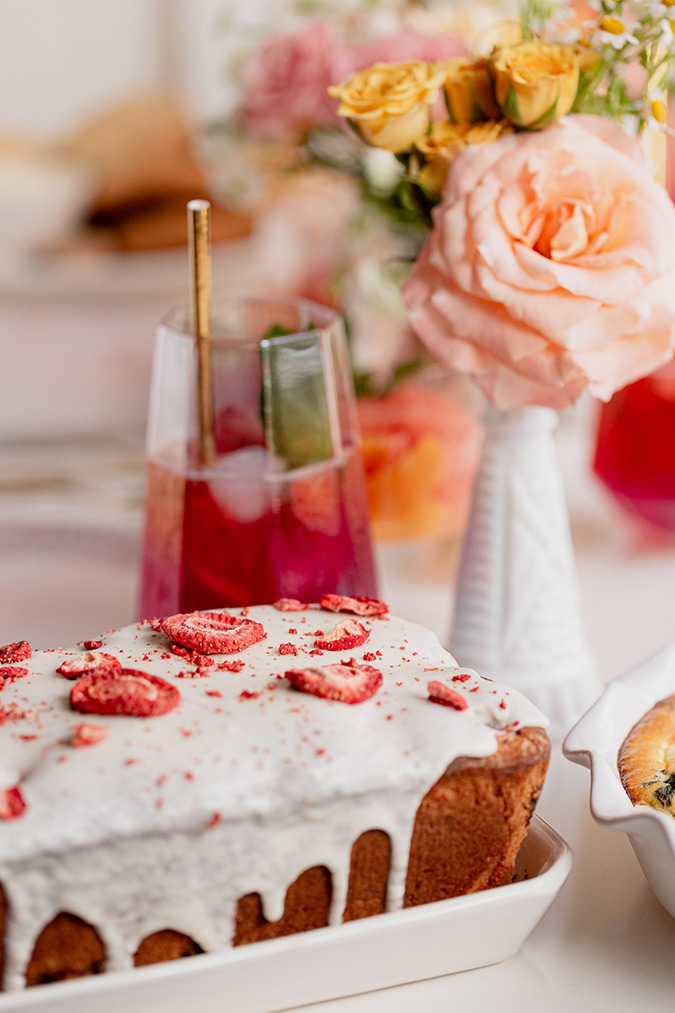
564,641,675,919
0,815,571,1013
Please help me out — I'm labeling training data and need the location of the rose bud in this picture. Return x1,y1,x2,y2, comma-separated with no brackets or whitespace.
490,41,580,129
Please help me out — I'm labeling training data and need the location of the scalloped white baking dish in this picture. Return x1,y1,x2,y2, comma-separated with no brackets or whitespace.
0,814,571,1013
564,642,675,920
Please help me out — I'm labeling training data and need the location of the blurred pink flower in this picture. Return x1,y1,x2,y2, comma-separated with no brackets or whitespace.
333,31,466,81
403,115,675,410
239,24,467,141
239,22,338,140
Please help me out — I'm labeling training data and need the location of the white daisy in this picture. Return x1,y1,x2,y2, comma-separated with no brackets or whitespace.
594,14,639,48
633,0,675,19
644,89,670,130
656,15,675,48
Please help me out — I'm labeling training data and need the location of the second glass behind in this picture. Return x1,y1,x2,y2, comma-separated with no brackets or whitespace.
138,297,377,618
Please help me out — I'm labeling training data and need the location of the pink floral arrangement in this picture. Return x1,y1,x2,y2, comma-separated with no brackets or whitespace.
238,21,465,142
325,3,675,411
206,8,469,394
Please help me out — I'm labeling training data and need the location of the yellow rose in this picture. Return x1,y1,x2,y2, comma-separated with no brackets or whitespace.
572,41,601,74
328,61,446,153
443,58,500,123
415,119,513,193
490,41,580,129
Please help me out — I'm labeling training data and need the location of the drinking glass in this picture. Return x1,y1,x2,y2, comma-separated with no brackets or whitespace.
137,297,377,617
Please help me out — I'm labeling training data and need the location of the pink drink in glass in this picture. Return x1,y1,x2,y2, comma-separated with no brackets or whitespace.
139,448,376,616
137,299,377,617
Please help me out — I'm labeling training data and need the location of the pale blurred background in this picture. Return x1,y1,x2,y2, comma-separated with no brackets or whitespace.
0,0,257,137
3,12,675,1008
0,0,492,647
1,0,675,687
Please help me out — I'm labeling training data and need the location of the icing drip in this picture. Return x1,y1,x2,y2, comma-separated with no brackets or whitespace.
0,605,547,988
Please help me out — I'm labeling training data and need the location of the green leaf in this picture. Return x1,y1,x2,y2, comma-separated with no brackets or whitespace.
503,84,523,126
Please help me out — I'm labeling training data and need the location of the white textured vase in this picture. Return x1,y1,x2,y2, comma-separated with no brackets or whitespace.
449,403,601,737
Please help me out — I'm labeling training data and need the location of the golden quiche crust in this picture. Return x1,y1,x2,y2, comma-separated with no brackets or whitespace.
619,694,675,813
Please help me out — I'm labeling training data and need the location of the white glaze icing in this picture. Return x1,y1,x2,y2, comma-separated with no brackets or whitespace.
0,605,547,989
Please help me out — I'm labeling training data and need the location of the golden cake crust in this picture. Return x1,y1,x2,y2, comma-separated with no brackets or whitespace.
619,694,675,813
1,726,549,988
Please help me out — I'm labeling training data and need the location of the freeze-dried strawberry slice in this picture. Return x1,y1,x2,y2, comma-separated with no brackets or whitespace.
427,680,468,711
0,666,29,686
57,652,122,680
272,598,308,612
0,641,31,663
0,786,26,820
320,594,389,618
314,619,371,652
71,723,111,747
286,659,382,704
71,668,180,717
159,611,265,654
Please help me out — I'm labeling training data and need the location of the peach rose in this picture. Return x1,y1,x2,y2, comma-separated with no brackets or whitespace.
402,115,675,409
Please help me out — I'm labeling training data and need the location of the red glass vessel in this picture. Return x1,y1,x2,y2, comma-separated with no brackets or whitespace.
593,361,675,534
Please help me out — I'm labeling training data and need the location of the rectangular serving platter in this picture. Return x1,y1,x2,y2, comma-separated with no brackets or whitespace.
0,815,572,1013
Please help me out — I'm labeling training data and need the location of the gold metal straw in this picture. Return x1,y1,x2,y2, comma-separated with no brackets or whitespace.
187,199,216,466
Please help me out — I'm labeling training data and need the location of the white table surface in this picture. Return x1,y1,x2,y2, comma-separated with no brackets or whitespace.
3,345,675,1011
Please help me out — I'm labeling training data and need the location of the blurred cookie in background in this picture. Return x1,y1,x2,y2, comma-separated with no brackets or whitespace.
68,94,252,250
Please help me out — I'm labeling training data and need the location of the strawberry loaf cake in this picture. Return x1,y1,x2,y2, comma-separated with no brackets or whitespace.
0,596,550,991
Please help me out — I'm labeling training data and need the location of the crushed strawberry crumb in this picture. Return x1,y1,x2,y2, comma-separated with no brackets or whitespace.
57,652,122,681
0,666,29,687
427,680,469,711
273,598,308,611
70,724,110,748
278,643,298,655
0,785,26,820
77,640,103,651
0,641,31,664
320,594,389,618
240,690,262,700
208,812,223,830
218,659,245,672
